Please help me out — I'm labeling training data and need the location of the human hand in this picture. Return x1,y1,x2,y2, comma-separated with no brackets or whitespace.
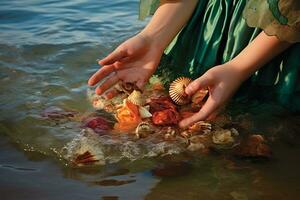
179,63,245,128
88,33,164,95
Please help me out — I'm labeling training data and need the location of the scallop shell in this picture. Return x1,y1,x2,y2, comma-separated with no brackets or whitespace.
188,121,212,134
127,90,145,106
73,151,99,166
169,77,192,105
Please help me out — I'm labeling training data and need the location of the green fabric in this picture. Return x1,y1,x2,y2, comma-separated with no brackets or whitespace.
139,0,159,20
140,0,300,111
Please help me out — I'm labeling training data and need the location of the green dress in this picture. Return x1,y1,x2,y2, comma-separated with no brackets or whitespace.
139,0,300,111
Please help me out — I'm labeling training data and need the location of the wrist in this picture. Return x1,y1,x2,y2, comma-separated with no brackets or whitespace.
224,60,253,82
139,29,166,53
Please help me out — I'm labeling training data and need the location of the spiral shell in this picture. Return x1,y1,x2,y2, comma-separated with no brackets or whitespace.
169,77,192,105
115,81,137,95
135,122,154,138
127,90,145,106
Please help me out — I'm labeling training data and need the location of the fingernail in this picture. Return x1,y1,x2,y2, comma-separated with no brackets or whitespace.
178,121,185,128
96,88,102,95
185,87,191,95
96,59,102,65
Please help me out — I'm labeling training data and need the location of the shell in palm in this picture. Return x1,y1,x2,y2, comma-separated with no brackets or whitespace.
169,77,192,105
127,90,145,106
191,89,208,104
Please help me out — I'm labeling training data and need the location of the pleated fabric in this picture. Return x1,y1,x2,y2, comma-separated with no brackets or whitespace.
141,0,300,111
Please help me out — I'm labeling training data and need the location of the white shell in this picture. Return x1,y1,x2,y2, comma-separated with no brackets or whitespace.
212,129,234,145
169,77,192,105
139,106,152,119
127,90,145,106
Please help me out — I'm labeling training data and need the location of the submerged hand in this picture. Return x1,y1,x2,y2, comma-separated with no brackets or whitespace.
179,63,244,128
88,34,164,95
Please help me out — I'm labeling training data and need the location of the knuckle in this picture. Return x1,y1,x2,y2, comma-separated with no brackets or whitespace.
189,81,199,90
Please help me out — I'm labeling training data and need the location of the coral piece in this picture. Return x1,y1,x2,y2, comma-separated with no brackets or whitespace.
152,109,181,126
234,134,272,158
148,97,177,113
83,116,112,133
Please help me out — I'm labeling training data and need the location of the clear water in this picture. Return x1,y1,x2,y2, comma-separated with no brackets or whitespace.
1,0,300,199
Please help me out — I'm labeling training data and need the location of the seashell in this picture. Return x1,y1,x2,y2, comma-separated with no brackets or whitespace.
114,100,142,132
169,77,192,105
127,90,145,106
188,121,212,134
139,106,152,118
135,122,154,138
114,81,138,95
73,151,100,166
164,133,176,141
187,142,205,152
212,129,235,145
191,89,208,104
180,130,191,138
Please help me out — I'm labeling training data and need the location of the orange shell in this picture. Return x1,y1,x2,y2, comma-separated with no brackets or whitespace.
114,100,141,132
152,83,165,91
169,77,192,105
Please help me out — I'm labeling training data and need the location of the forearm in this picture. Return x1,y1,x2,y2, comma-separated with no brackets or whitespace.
140,0,198,51
229,31,291,81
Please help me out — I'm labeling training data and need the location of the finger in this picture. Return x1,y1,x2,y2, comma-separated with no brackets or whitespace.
179,96,219,128
98,49,128,66
104,88,119,100
206,104,226,121
136,78,147,90
88,64,115,86
95,75,119,95
185,75,213,96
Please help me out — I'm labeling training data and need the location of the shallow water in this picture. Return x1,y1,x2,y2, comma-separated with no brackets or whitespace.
1,0,300,199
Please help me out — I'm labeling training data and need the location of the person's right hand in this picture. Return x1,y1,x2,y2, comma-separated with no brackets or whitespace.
88,33,164,95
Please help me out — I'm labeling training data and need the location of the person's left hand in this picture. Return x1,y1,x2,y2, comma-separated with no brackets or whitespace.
179,63,245,128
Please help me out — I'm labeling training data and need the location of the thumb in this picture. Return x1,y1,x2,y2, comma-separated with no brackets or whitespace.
185,74,213,96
